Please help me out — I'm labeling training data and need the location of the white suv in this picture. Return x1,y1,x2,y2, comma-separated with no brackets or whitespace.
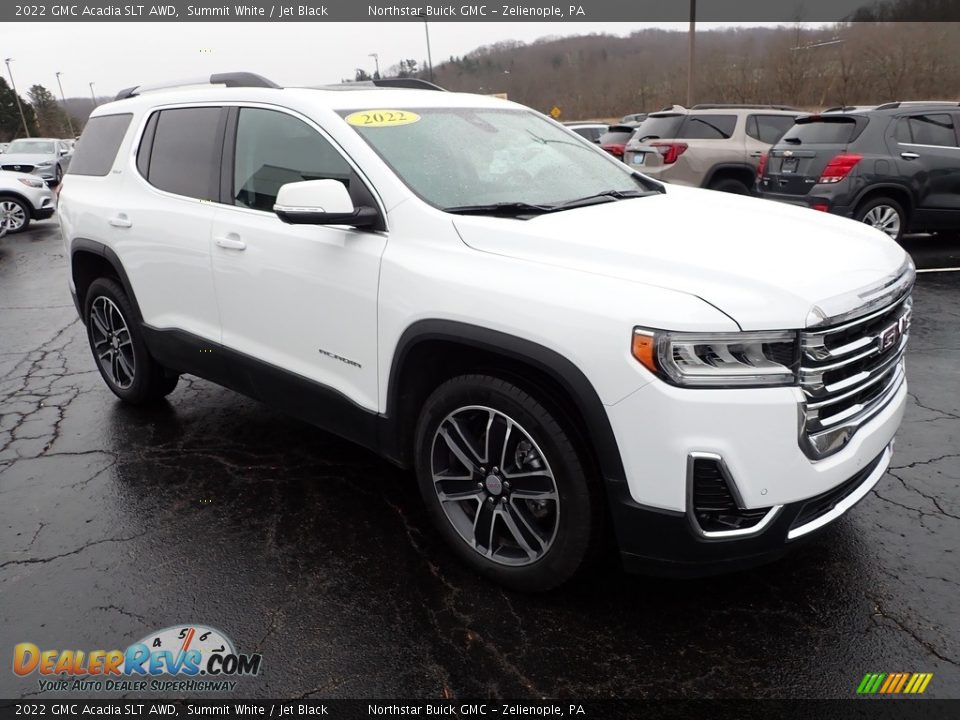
59,73,913,591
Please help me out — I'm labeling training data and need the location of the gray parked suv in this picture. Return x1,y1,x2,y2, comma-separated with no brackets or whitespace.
1,138,73,184
624,105,800,193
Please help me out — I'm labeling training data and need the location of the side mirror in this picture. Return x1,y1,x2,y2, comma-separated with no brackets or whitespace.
273,179,378,228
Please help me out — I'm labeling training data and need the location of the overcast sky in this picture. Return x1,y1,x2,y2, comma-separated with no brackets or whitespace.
4,22,820,99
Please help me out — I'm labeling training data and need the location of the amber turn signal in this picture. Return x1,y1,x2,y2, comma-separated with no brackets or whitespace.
631,331,658,374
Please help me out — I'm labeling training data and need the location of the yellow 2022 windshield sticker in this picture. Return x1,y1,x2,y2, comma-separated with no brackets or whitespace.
345,110,421,128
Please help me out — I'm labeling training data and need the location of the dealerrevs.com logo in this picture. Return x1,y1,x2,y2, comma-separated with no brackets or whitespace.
13,624,262,693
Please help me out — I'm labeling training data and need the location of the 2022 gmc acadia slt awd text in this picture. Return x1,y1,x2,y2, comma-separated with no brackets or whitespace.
59,73,914,591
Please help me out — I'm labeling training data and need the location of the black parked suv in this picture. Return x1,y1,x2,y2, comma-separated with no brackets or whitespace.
758,102,960,242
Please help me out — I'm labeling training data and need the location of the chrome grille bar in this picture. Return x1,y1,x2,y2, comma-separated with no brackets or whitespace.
798,293,911,459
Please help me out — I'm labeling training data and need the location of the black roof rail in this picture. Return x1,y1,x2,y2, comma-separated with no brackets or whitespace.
690,103,801,111
114,72,280,100
874,100,960,110
371,78,446,91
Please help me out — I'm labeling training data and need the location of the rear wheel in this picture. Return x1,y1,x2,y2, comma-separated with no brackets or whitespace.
855,196,906,242
85,277,179,404
414,374,600,592
0,196,30,234
709,177,751,195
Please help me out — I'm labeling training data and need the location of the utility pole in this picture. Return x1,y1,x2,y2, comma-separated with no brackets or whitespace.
424,21,434,82
369,53,380,79
89,81,97,108
4,58,31,138
686,0,696,107
55,72,76,136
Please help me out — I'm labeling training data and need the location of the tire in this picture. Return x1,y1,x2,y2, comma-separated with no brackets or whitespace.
54,165,63,185
709,177,751,195
855,196,906,242
0,195,30,234
414,374,600,592
84,277,179,404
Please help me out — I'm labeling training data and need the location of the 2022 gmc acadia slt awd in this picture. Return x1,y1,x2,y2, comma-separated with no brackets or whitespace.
59,73,914,591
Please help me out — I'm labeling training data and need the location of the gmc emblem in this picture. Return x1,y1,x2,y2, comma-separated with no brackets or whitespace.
878,316,907,352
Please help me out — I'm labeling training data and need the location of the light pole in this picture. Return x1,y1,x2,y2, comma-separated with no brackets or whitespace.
55,71,76,137
4,58,31,138
423,21,434,82
368,53,380,79
89,81,97,108
686,0,696,107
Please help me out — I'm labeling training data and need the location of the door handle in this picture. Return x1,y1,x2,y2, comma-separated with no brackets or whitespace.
108,213,132,228
215,235,246,251
749,151,764,158
900,152,920,160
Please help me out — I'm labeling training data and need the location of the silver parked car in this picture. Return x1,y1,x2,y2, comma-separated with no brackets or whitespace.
0,170,57,234
1,138,73,184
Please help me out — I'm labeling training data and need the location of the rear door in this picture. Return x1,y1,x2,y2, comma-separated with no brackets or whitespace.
893,112,960,215
760,116,862,196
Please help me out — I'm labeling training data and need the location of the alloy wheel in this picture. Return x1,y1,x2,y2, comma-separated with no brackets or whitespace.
862,205,901,240
90,296,136,389
430,405,560,566
0,200,26,232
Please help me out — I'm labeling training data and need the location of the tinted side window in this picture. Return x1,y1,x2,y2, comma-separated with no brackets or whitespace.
233,108,352,212
678,115,737,140
68,113,132,176
749,115,795,144
146,107,222,200
906,114,957,147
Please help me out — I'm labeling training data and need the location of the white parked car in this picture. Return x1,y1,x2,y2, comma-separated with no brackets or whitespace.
59,73,912,590
0,169,56,234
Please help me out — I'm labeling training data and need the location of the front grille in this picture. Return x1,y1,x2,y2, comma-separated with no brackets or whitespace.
790,449,886,530
799,293,911,459
691,457,770,533
2,164,34,173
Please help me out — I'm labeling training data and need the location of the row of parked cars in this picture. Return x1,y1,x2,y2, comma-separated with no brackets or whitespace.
0,137,72,234
568,101,960,242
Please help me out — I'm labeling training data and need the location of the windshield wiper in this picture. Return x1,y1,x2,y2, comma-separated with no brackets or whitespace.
554,189,651,209
442,201,556,217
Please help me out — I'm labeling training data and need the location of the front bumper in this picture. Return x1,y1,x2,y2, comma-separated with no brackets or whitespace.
604,365,906,574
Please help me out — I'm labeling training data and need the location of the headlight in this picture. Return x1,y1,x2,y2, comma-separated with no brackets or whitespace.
632,328,799,388
35,161,53,168
17,177,45,188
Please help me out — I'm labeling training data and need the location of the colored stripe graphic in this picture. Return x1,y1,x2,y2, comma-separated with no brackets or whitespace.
858,672,932,694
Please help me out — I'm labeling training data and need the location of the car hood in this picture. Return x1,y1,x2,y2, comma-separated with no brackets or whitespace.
452,185,910,330
0,153,55,165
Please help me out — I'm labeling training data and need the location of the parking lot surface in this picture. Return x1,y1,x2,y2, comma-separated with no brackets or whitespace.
1,220,958,699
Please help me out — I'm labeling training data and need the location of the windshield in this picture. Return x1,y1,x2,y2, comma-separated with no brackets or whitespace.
340,107,648,210
7,140,56,155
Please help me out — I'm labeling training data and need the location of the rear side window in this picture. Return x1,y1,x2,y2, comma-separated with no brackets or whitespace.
68,114,132,176
747,115,796,144
780,119,858,145
678,114,737,140
902,114,958,147
141,107,222,200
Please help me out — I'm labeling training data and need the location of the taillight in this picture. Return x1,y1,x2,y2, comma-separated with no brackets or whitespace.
818,153,862,184
603,143,626,158
756,153,768,178
650,141,688,165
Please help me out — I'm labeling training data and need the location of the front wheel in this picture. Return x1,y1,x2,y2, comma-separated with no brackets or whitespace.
0,196,30,234
414,374,600,591
855,196,906,242
85,277,179,404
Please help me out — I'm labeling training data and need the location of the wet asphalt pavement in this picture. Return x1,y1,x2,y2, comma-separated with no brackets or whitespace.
0,221,958,700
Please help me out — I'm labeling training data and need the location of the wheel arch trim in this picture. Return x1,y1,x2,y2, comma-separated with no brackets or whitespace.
70,238,144,325
383,319,627,484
